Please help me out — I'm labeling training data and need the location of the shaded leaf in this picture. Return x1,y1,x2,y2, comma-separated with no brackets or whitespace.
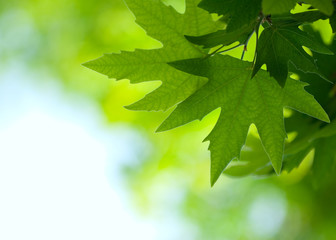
262,0,334,15
185,24,254,48
199,0,262,32
252,25,333,86
262,0,296,15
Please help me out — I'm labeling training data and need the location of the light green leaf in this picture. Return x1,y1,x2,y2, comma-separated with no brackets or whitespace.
83,0,218,111
223,134,271,177
158,54,329,185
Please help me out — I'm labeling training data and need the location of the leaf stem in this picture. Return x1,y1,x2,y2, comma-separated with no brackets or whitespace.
217,43,243,54
241,29,255,60
252,13,265,66
209,44,225,56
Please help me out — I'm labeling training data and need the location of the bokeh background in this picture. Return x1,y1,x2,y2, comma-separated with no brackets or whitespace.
1,0,336,239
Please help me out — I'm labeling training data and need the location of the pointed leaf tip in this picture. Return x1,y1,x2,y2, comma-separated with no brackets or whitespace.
210,172,220,187
273,163,282,176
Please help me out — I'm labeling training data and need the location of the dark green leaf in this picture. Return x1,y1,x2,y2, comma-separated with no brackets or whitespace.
199,0,262,32
262,0,296,15
185,24,254,48
262,0,334,15
252,25,333,86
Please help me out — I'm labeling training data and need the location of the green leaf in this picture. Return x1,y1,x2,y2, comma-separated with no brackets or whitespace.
312,135,336,185
223,133,271,177
158,54,329,185
252,25,333,86
330,12,336,33
83,0,218,111
281,129,336,185
199,0,262,32
262,0,334,15
305,0,334,16
185,24,254,48
271,11,329,27
262,0,296,15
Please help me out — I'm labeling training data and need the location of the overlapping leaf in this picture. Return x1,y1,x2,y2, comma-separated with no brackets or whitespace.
226,38,336,181
252,25,333,86
157,54,329,185
84,0,219,111
186,21,255,49
85,0,336,186
282,116,336,186
199,0,262,31
188,0,261,48
262,0,334,16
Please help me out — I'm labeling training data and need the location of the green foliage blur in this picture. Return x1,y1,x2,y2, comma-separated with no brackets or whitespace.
1,0,336,239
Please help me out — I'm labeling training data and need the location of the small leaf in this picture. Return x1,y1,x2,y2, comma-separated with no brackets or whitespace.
252,25,333,86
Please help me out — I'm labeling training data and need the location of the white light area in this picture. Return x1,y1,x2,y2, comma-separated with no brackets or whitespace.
247,188,287,238
0,69,160,239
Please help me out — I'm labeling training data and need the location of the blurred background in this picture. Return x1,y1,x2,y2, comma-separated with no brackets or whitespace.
0,0,336,239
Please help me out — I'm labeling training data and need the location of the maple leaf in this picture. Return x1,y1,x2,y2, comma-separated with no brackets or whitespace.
157,54,329,185
252,25,333,86
83,0,218,111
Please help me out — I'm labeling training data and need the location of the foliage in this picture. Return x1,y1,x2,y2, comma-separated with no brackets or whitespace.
85,0,336,186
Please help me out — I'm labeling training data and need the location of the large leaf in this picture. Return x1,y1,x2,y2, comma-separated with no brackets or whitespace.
83,0,218,111
157,54,329,185
252,25,333,86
